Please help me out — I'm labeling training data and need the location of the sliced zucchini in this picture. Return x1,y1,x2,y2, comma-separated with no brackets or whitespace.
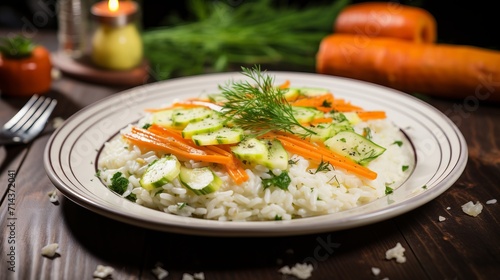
179,166,222,195
291,123,335,142
281,88,300,101
292,107,323,123
192,127,244,146
262,139,289,170
152,109,175,128
172,107,214,128
181,115,224,139
330,123,354,136
297,87,330,97
140,155,181,191
231,138,269,166
343,112,362,125
324,131,386,165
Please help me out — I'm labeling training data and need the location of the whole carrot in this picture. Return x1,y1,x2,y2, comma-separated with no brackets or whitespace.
334,2,437,43
316,34,500,102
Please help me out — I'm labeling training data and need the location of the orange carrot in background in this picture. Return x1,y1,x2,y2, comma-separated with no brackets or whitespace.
334,2,437,43
316,34,500,102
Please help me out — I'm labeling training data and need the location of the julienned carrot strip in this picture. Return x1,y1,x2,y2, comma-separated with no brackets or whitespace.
131,127,203,155
275,134,377,180
125,128,229,164
334,2,437,43
148,124,186,142
356,111,386,120
291,93,334,109
308,117,334,125
145,98,218,112
134,125,249,184
316,34,500,102
279,80,291,89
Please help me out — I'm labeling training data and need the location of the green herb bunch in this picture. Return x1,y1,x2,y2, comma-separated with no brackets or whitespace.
142,0,349,80
0,36,35,58
219,65,314,136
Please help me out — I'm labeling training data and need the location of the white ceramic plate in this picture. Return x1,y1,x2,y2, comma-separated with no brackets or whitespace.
44,72,467,237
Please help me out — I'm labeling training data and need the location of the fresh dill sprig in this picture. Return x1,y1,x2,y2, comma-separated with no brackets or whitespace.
314,159,333,174
219,66,314,137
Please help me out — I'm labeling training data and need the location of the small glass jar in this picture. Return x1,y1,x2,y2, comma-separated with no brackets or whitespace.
90,0,142,70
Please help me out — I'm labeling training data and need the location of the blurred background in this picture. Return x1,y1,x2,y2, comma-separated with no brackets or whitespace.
0,0,499,49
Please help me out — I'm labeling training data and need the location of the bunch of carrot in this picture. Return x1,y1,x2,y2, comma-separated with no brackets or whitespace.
316,2,500,102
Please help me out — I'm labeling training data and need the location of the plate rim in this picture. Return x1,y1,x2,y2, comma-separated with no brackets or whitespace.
44,71,468,236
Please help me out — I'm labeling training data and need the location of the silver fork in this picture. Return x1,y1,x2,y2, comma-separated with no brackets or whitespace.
0,95,57,145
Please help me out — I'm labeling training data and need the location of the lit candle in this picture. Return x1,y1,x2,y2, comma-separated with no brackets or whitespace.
90,0,142,70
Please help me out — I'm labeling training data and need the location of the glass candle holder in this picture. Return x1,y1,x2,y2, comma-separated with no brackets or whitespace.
90,0,142,70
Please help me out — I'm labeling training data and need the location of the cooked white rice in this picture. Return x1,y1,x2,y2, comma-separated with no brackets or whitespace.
98,115,414,221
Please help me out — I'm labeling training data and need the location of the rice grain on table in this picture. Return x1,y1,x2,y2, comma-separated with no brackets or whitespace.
98,118,414,221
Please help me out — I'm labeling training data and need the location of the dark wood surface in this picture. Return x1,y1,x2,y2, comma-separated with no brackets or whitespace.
1,30,499,280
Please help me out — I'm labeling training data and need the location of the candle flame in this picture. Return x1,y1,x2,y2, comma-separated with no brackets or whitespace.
108,0,119,12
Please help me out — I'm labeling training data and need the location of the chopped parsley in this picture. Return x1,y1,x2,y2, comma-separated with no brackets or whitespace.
392,140,403,147
422,185,428,189
142,123,152,129
109,172,136,202
385,186,394,195
402,165,409,172
321,100,332,108
274,215,283,221
177,202,187,209
262,172,291,191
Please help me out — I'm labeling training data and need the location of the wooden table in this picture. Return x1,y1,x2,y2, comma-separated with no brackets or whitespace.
1,30,499,280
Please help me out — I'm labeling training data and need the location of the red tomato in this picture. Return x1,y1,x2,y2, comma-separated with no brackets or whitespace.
0,46,52,97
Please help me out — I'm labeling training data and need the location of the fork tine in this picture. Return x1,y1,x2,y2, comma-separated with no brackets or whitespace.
9,97,51,133
21,98,58,142
3,95,41,130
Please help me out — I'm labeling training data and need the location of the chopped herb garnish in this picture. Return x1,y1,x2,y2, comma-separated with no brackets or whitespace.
422,185,428,189
314,159,332,174
332,112,347,123
262,172,291,190
95,169,101,178
402,165,409,172
126,193,137,202
109,172,129,195
363,127,372,140
274,215,283,221
177,202,187,209
385,186,394,195
340,138,346,143
392,140,403,147
288,159,299,165
154,189,163,196
327,175,341,187
142,123,152,129
321,100,332,108
108,173,136,202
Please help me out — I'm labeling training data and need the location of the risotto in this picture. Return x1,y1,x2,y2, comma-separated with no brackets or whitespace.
97,72,414,221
